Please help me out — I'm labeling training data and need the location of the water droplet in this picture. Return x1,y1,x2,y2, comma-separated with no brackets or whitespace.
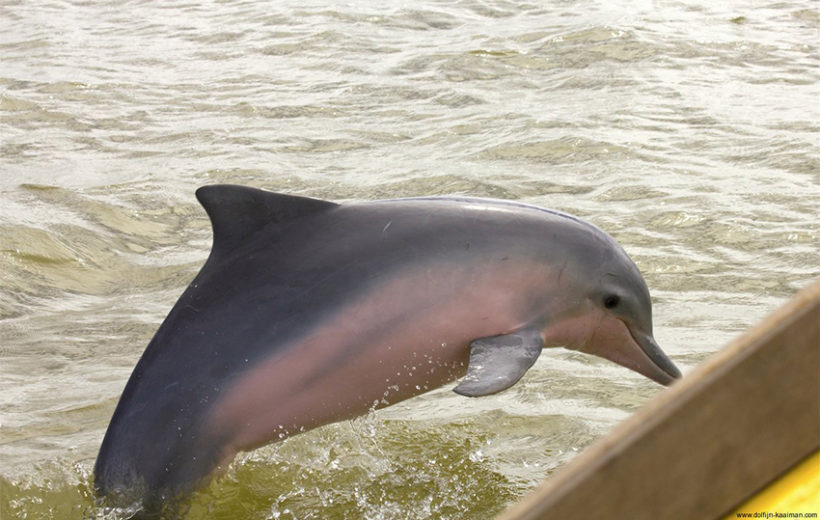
469,449,485,462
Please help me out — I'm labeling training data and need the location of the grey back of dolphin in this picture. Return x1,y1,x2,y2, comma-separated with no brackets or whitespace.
94,185,680,511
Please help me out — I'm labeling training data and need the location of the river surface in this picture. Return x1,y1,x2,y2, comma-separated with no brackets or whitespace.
1,1,818,519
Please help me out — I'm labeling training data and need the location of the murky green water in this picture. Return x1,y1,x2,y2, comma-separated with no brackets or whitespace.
1,1,818,518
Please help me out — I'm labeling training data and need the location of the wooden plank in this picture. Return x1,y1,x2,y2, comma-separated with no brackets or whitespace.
499,279,820,520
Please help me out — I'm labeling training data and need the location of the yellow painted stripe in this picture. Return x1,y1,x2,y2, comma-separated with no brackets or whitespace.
725,450,820,518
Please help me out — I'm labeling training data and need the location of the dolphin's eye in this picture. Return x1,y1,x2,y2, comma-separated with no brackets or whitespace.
603,295,620,309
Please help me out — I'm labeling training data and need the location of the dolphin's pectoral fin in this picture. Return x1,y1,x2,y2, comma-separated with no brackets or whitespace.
453,328,544,397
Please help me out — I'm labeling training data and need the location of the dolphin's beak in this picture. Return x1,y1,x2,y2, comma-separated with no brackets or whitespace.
629,330,681,386
576,314,682,386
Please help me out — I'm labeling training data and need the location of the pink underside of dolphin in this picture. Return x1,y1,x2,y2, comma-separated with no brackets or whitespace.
210,258,554,458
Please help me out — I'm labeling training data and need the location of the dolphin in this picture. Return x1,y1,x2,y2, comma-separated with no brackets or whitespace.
94,184,680,511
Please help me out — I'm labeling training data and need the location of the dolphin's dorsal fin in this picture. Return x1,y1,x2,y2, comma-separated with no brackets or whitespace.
453,327,544,397
195,185,338,255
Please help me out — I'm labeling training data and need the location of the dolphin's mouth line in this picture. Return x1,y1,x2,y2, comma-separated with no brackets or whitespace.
631,329,682,384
